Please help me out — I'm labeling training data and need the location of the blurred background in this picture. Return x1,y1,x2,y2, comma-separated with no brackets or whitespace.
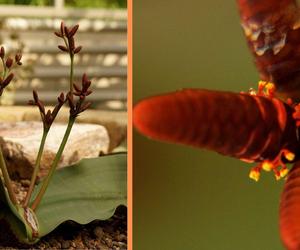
134,0,285,249
0,0,127,111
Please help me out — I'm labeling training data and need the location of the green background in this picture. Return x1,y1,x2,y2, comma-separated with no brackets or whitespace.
134,0,286,249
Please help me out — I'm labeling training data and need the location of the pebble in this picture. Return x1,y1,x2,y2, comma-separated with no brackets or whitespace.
105,237,113,248
94,226,104,238
20,179,31,187
115,233,126,242
105,225,115,234
49,238,58,247
61,240,70,249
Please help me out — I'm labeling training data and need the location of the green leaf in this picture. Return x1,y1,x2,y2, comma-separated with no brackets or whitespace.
0,153,127,243
32,153,127,237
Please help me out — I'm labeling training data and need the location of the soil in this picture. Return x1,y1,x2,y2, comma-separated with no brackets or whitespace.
0,181,127,249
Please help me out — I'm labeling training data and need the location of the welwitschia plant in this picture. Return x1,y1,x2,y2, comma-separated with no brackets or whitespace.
0,22,126,244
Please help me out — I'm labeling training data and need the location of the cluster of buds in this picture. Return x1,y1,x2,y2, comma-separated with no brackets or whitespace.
249,149,294,181
247,82,295,181
28,90,66,131
0,46,22,95
246,81,275,98
55,22,82,55
67,73,92,118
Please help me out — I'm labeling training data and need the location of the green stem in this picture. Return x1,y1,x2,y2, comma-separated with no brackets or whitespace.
23,129,48,207
31,118,75,211
1,57,6,79
69,53,74,93
0,146,17,205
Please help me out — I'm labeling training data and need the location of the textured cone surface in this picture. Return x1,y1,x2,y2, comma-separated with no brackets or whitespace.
133,89,293,160
236,0,300,99
280,162,300,250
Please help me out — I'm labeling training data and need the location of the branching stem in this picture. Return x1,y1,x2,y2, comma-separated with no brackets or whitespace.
23,129,48,207
31,118,75,211
70,54,74,93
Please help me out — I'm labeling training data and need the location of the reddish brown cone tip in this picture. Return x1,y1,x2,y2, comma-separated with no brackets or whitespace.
133,92,183,143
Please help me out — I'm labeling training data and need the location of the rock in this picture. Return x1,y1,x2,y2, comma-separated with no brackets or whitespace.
0,106,126,152
94,226,104,239
61,240,70,249
104,237,113,248
0,121,109,179
20,179,30,187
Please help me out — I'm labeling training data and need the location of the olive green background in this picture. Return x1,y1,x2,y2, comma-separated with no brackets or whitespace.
133,1,285,249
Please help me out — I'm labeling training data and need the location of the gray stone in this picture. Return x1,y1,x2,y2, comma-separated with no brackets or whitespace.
0,121,109,179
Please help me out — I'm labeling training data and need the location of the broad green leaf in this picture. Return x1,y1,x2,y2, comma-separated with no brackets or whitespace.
0,173,39,243
32,153,127,237
0,153,127,243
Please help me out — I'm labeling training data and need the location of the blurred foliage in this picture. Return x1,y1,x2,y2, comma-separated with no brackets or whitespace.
66,0,126,8
0,0,126,8
0,0,53,5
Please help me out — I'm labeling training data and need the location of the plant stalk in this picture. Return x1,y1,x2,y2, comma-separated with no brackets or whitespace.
0,146,17,205
1,57,7,79
23,129,48,207
69,54,74,93
31,118,75,211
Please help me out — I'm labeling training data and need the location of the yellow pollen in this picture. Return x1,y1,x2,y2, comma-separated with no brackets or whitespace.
258,81,267,89
284,151,295,161
280,168,289,178
266,82,275,90
275,172,281,181
265,82,275,97
262,161,273,172
249,169,260,182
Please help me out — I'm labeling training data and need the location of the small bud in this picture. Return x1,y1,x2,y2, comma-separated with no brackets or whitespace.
74,91,81,96
58,45,69,52
80,102,92,112
2,73,14,87
58,92,65,103
85,90,93,96
15,53,22,65
74,46,82,54
69,24,79,37
60,21,65,35
64,26,70,38
83,80,91,90
33,90,39,102
37,100,45,114
28,100,35,105
0,46,5,59
5,57,13,68
82,73,88,84
54,31,63,38
73,83,81,92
